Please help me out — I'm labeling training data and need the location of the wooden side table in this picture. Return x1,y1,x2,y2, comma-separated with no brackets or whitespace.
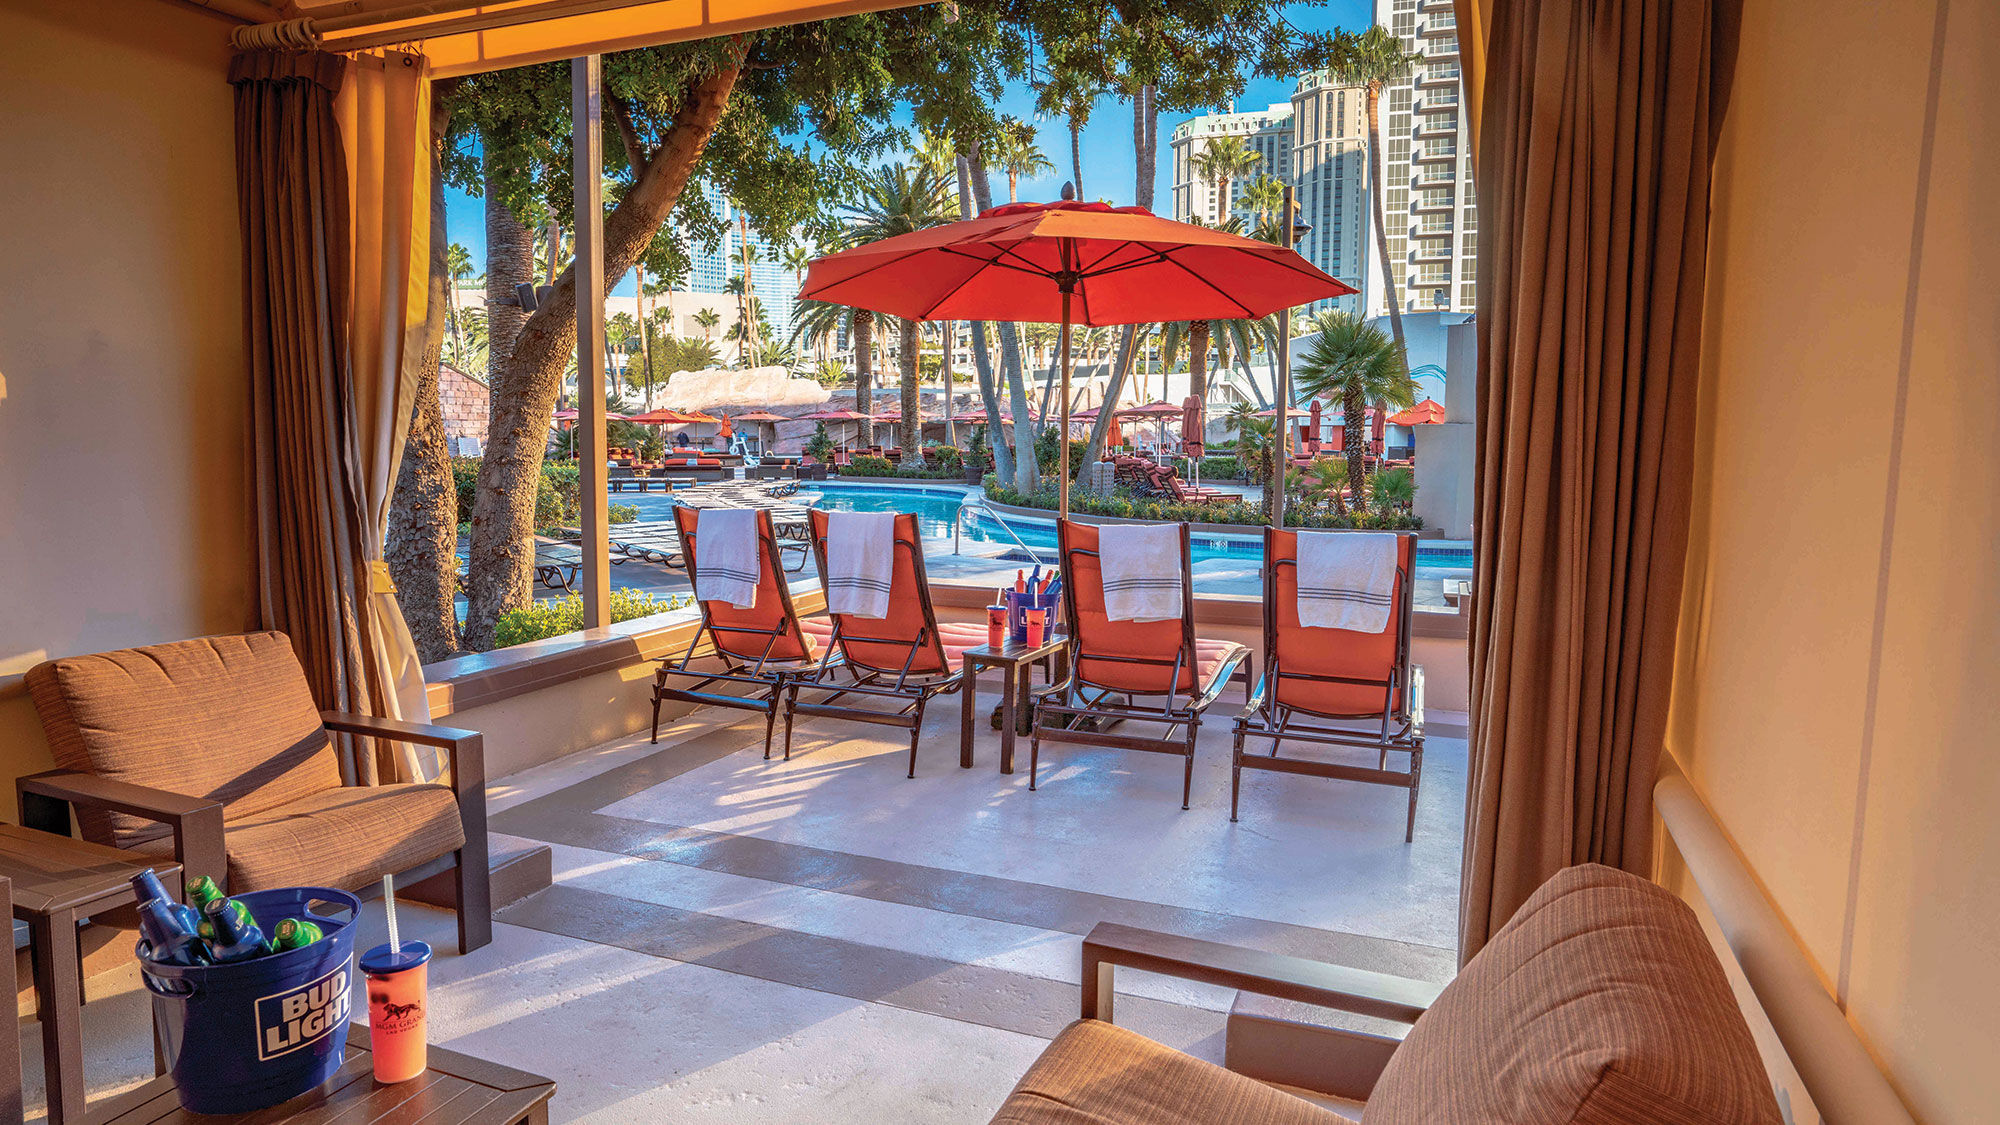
90,1025,555,1125
0,826,178,1125
959,637,1070,775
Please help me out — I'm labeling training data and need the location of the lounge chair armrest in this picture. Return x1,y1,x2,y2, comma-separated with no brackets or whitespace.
319,711,486,798
17,770,227,890
1081,921,1442,1026
1237,669,1271,715
1189,648,1252,711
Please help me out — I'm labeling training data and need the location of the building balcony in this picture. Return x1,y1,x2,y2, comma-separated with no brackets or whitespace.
1423,43,1461,63
1412,196,1457,215
1419,0,1454,11
1411,171,1456,192
1416,69,1461,90
1416,96,1460,117
1413,146,1458,165
1411,246,1453,265
1418,18,1457,39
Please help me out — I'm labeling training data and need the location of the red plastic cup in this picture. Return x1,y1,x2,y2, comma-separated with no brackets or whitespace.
359,942,431,1083
987,604,1008,648
1025,608,1047,647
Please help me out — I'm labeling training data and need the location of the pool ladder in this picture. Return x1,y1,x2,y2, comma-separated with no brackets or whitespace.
954,498,1054,565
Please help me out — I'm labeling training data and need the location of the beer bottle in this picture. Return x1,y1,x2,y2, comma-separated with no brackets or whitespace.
202,896,267,963
266,918,323,952
185,874,226,913
129,869,199,932
137,899,211,966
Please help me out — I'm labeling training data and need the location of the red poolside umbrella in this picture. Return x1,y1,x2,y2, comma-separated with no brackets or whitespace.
624,408,695,426
1308,399,1323,447
1181,396,1203,450
1387,398,1446,426
802,199,1354,517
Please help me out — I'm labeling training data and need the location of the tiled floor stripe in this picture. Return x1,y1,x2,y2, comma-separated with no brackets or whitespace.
499,882,1226,1048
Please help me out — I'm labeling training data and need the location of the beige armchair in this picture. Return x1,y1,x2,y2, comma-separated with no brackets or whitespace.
20,631,489,953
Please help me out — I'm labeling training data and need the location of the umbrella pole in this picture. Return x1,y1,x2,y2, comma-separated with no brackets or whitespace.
1057,291,1073,521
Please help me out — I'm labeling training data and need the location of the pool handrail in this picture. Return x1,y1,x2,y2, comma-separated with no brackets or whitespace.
955,497,1055,565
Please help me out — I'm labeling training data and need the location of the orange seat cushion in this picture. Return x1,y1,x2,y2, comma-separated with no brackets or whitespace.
1268,530,1413,718
677,507,812,663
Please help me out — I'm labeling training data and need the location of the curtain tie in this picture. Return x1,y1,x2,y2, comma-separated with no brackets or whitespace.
369,558,398,595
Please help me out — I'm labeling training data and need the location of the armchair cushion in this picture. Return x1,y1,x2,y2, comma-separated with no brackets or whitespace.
25,632,342,849
135,782,465,893
1363,864,1782,1125
990,1019,1344,1125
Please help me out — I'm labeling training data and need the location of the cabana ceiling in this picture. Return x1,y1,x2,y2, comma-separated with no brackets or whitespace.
184,0,930,77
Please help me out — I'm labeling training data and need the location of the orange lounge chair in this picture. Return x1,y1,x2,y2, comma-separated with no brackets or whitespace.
1029,521,1253,809
786,511,987,776
652,506,827,756
1231,528,1425,839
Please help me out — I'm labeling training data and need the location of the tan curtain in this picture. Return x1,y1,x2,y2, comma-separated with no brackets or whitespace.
1452,0,1488,157
233,49,434,783
1460,0,1737,961
338,52,436,778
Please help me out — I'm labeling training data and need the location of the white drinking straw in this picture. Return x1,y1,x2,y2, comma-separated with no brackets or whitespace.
382,873,402,955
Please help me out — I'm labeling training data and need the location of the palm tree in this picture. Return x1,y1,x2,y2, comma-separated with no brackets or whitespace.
445,242,476,363
840,162,954,460
1239,174,1285,227
1191,135,1262,225
656,334,721,377
995,117,1055,203
1292,311,1418,494
792,298,878,445
693,307,721,342
1325,26,1422,354
1157,313,1280,422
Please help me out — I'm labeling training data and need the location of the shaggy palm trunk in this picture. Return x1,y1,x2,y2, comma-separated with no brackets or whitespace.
957,150,1012,484
852,310,875,446
1345,390,1366,497
464,53,743,650
484,152,533,380
1189,319,1211,444
965,150,1037,491
1070,120,1083,198
387,94,461,663
899,316,922,461
1367,85,1407,353
1081,84,1157,467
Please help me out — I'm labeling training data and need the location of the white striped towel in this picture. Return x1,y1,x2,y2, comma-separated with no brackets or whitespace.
825,510,896,618
1100,522,1184,622
1295,531,1397,632
695,507,761,609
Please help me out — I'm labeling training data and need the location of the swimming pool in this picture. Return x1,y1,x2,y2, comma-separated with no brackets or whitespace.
796,482,1475,572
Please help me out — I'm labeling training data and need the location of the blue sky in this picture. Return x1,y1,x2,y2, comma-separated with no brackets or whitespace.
444,1,1374,297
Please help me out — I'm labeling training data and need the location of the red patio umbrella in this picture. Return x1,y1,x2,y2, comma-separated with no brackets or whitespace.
1181,396,1204,453
730,409,788,453
802,199,1354,517
1308,399,1323,448
1120,400,1183,452
624,407,695,426
1387,398,1446,426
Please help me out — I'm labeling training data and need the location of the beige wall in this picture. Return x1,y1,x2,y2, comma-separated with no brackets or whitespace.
0,1,252,776
1667,1,1998,1121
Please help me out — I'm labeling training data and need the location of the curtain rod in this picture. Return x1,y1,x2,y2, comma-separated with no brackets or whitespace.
219,0,685,52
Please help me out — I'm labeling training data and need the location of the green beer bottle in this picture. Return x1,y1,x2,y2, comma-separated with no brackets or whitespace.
185,874,225,913
265,917,323,952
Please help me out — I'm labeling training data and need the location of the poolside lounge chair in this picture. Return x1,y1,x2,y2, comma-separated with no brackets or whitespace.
1029,521,1253,809
785,511,989,776
651,506,826,755
1230,528,1424,840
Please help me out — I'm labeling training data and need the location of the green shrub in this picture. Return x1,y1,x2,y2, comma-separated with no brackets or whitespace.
1198,455,1243,480
802,422,835,461
843,455,898,476
983,479,1422,531
609,503,639,525
493,589,692,649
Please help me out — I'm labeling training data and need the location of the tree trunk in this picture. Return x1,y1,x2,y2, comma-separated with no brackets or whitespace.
957,151,1012,483
899,316,922,460
1345,390,1366,496
969,158,1038,492
1070,120,1083,197
941,321,955,448
1081,84,1157,466
483,151,533,381
388,93,462,664
852,310,875,446
1367,85,1406,352
464,50,744,651
1189,319,1211,428
636,260,654,405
